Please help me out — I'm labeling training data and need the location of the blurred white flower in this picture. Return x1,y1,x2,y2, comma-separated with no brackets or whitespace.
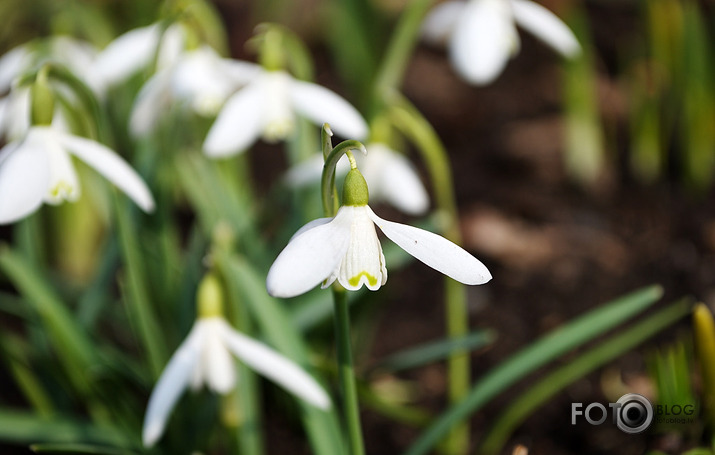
203,69,368,157
142,316,330,447
267,170,490,298
93,23,187,88
0,126,155,224
0,37,102,140
422,0,580,85
285,143,429,215
129,46,260,136
0,36,102,94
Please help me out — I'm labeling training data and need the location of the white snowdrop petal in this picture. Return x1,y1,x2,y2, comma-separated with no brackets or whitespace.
337,206,387,291
157,24,186,69
130,70,170,137
421,1,465,46
449,0,517,85
41,133,81,205
220,59,263,86
203,81,265,157
289,217,334,242
0,141,50,224
511,0,580,57
218,320,330,409
142,324,203,448
365,145,429,215
290,80,368,140
94,25,161,86
368,207,492,285
55,132,155,212
202,322,236,394
0,45,29,92
266,207,353,298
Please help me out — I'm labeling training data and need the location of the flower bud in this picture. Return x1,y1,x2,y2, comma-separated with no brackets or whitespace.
197,273,224,318
31,67,55,126
342,168,369,206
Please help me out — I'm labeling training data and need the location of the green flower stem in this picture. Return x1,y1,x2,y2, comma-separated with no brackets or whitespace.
320,125,366,217
387,95,469,454
333,288,366,455
321,124,366,455
374,0,435,102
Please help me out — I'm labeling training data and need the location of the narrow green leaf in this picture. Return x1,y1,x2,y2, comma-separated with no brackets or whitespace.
0,409,132,447
216,253,345,455
372,330,496,374
114,197,166,378
0,246,95,396
480,299,691,454
31,443,138,455
404,285,663,455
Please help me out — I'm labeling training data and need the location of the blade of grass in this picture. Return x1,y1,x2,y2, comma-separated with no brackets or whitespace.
404,285,663,455
114,197,166,379
31,443,138,455
1,334,54,416
371,329,496,374
0,409,133,447
0,246,96,399
479,298,691,454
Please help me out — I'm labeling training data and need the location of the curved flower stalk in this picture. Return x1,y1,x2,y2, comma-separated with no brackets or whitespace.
422,0,580,85
285,142,429,215
0,126,155,224
143,276,331,447
267,166,490,298
203,69,368,157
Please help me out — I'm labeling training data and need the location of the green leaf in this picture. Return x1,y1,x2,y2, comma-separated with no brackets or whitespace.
31,443,138,455
404,285,664,455
0,409,132,448
216,253,345,455
114,197,166,379
479,298,691,454
372,329,496,374
0,246,96,397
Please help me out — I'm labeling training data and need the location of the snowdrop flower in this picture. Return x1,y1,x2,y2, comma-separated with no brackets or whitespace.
0,36,101,94
93,23,187,88
422,0,580,85
203,69,368,157
0,37,102,140
143,275,330,447
129,46,260,136
267,167,490,298
0,126,155,224
285,143,429,215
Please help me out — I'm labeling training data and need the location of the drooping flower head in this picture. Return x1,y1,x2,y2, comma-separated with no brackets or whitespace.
285,142,430,215
142,274,330,447
422,0,581,85
267,149,490,298
0,68,155,224
203,68,368,157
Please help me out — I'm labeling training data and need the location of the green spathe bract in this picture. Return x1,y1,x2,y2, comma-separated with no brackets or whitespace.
342,168,369,207
31,69,55,127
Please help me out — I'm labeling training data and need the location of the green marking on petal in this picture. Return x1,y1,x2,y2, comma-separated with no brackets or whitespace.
348,271,378,287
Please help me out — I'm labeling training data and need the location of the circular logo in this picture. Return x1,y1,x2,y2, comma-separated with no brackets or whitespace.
616,393,653,434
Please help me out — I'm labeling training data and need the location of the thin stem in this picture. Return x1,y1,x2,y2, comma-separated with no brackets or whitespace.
388,95,469,454
333,288,365,455
373,0,435,103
